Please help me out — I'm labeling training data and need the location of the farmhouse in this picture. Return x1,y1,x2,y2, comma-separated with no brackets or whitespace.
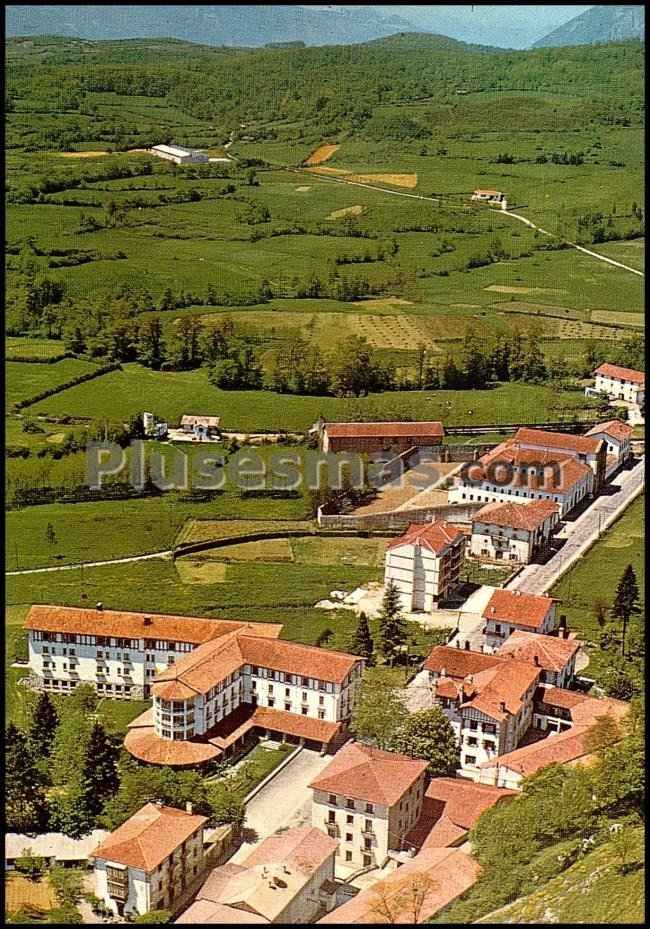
592,362,645,407
384,521,465,611
482,588,558,650
23,605,282,700
151,144,209,164
471,189,507,209
318,420,444,455
180,414,221,439
124,631,364,766
176,827,338,924
585,419,633,478
469,499,559,564
309,741,428,869
91,802,209,918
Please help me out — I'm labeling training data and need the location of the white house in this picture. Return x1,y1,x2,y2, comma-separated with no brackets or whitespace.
592,362,645,407
470,499,559,564
482,589,558,652
384,521,465,612
180,415,221,439
124,631,365,767
92,802,208,918
309,742,427,870
151,144,209,165
471,189,507,209
176,826,338,924
585,419,633,478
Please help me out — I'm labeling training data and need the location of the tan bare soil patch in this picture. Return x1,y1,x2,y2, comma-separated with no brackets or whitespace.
327,205,364,220
304,166,350,176
347,173,418,188
295,186,312,192
485,285,567,295
56,151,109,158
353,297,414,308
591,310,644,328
6,874,58,912
305,143,340,165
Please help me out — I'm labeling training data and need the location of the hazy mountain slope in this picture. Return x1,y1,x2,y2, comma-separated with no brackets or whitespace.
532,4,644,48
4,4,419,47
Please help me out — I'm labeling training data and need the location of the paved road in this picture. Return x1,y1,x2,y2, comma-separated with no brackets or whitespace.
507,457,645,595
230,747,331,863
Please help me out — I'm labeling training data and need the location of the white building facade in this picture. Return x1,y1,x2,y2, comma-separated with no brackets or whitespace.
469,501,559,564
593,363,645,406
384,521,465,611
151,144,209,164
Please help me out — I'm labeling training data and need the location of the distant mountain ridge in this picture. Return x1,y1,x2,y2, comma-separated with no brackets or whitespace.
532,4,644,48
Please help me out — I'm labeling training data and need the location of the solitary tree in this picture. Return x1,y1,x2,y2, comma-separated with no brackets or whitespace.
349,612,374,665
592,598,609,629
389,707,459,777
6,724,49,832
377,582,407,665
45,523,57,547
612,564,639,655
350,667,408,749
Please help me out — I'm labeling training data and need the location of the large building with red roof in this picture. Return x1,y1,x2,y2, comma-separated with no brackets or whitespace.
91,802,209,918
585,419,633,478
309,741,428,870
319,420,444,455
496,630,581,688
384,520,465,611
470,499,559,564
482,588,558,651
593,362,645,407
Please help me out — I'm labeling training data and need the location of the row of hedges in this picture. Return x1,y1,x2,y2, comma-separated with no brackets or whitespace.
12,362,122,410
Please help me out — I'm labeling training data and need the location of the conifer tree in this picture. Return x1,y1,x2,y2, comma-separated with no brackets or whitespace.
377,581,407,664
82,722,120,817
350,612,374,664
28,691,59,759
6,724,49,832
612,564,639,656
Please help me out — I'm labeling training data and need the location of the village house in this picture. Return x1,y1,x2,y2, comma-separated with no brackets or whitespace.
5,830,108,872
469,499,559,564
318,420,444,455
471,189,507,209
124,631,364,766
496,630,581,688
151,144,209,164
317,846,481,924
482,588,558,651
175,826,338,924
23,605,282,700
512,427,607,489
384,521,465,611
585,419,633,479
91,802,209,918
180,415,221,439
309,742,427,870
404,777,517,852
591,362,645,408
423,645,541,773
476,692,629,790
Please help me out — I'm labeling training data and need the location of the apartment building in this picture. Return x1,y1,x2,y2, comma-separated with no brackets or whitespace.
124,631,364,767
309,742,427,869
469,499,559,564
585,419,633,478
92,802,208,918
592,362,645,407
482,589,558,651
23,605,282,700
384,521,465,611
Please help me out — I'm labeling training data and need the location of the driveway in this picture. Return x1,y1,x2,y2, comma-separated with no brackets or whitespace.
506,457,644,595
230,748,331,862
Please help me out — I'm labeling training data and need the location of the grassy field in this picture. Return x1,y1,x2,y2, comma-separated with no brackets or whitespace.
177,517,314,546
26,365,602,430
6,358,101,410
477,827,644,925
6,337,69,360
550,495,644,680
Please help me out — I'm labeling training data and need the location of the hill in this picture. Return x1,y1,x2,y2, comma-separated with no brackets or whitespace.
533,4,644,48
5,4,420,47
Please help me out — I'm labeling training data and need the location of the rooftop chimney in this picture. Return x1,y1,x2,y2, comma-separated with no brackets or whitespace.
464,640,471,651
96,602,103,611
533,655,540,666
514,590,521,597
499,701,507,713
491,606,496,614
440,667,447,678
186,802,193,815
143,616,152,626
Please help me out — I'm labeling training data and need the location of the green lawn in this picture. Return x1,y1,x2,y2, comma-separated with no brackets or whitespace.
6,358,101,411
6,337,69,360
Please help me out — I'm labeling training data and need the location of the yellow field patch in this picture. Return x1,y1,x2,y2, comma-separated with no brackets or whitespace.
304,165,350,176
175,559,227,584
353,297,414,308
591,310,644,328
327,205,364,220
305,143,340,165
55,150,109,158
208,539,294,563
347,173,418,188
485,285,567,295
45,432,66,444
5,874,58,913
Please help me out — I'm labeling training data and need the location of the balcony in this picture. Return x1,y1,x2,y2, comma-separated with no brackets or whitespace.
361,827,375,838
107,882,127,901
324,818,339,834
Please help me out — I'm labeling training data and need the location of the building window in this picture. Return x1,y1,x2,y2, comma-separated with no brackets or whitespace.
284,702,291,712
346,799,355,810
345,851,352,862
365,803,374,814
346,833,353,842
346,814,353,824
329,795,337,805
363,854,372,867
464,755,477,766
301,706,308,715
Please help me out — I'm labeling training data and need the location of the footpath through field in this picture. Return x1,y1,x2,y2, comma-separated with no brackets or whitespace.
5,549,173,576
506,457,645,595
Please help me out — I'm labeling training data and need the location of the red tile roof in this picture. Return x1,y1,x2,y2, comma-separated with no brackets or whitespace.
239,636,362,684
324,421,444,438
387,521,465,555
318,847,481,924
497,631,581,672
478,443,594,494
473,500,559,532
512,427,604,456
124,722,222,767
483,589,556,630
251,706,342,745
91,802,207,872
585,419,634,442
23,605,282,646
460,660,540,721
309,741,427,807
533,685,586,710
243,825,338,873
594,362,645,386
423,645,503,679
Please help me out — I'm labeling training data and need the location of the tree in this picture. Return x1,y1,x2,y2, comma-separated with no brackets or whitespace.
583,713,622,755
612,565,639,655
377,581,407,664
137,315,165,369
609,826,638,874
82,722,120,817
349,612,374,665
350,667,408,749
45,523,57,547
28,691,59,759
14,848,46,880
592,598,609,629
368,872,438,923
207,785,246,832
389,707,459,776
133,910,172,924
6,724,49,832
